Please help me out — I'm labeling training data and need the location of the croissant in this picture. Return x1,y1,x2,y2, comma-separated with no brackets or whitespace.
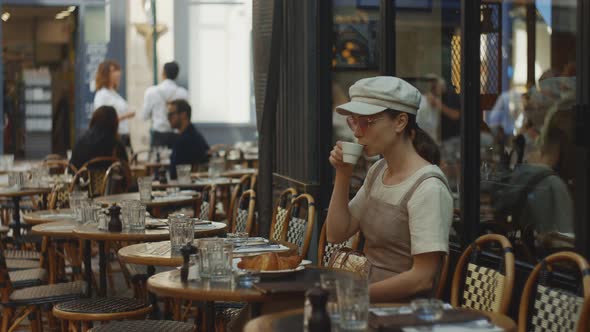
237,253,302,271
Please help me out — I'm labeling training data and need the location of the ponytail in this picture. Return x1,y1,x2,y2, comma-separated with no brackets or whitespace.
385,109,441,166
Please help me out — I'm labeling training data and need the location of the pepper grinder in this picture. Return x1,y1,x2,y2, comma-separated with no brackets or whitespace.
106,204,122,232
157,167,168,184
305,283,331,332
180,242,197,283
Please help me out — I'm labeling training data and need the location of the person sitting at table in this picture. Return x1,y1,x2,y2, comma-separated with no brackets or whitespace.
70,106,128,170
167,99,210,179
326,76,453,303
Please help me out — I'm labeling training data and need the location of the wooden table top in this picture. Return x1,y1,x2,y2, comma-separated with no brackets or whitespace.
152,178,238,190
244,307,517,332
31,220,78,238
118,236,294,267
147,267,357,303
73,223,173,242
0,187,51,198
23,209,76,225
191,168,257,179
95,192,200,208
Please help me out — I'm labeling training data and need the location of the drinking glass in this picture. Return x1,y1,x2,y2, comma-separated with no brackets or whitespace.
137,177,153,202
1,154,14,171
176,165,192,184
320,274,340,326
208,156,225,179
80,200,100,224
128,202,147,230
69,190,88,223
8,172,25,190
169,214,195,250
411,299,444,322
336,277,369,331
208,240,233,282
197,238,220,279
188,253,201,281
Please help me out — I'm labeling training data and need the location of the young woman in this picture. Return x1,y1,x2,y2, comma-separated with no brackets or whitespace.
70,106,128,170
93,60,135,146
326,76,453,303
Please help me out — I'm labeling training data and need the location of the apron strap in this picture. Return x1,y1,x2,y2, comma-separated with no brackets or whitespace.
365,159,387,195
399,172,451,207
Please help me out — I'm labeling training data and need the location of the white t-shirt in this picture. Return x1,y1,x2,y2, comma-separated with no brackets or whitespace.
94,88,129,135
142,79,189,133
349,163,453,255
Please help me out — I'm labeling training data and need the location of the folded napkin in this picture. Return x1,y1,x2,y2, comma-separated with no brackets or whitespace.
370,309,495,332
402,320,502,332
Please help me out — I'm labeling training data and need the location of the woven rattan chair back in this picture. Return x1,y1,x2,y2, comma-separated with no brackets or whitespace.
102,162,131,196
269,188,297,242
0,248,14,302
227,174,255,229
282,194,315,258
48,182,71,210
199,185,217,221
518,251,590,332
451,234,515,314
317,222,360,267
231,189,256,235
81,157,119,198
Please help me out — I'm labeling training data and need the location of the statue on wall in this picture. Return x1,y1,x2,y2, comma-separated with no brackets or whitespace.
133,0,168,78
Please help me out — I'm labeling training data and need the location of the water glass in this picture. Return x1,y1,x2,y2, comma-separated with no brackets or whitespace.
137,177,152,202
208,240,234,282
208,157,225,179
1,154,14,171
320,274,340,326
176,164,192,184
8,172,25,190
80,201,100,224
336,278,369,331
197,238,220,279
169,214,195,250
69,190,88,222
128,202,147,230
411,299,444,322
188,253,201,281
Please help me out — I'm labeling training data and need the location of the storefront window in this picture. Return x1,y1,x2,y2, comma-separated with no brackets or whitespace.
479,0,577,262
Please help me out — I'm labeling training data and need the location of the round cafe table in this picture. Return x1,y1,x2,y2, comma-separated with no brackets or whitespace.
32,220,78,283
23,209,76,225
74,221,227,298
191,168,257,179
148,267,357,332
152,177,238,190
244,306,517,332
95,192,201,218
0,187,51,243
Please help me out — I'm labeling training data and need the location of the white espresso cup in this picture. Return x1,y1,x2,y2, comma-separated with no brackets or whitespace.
341,142,364,164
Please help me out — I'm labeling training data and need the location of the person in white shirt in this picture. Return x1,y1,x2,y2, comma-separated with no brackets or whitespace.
93,59,135,146
142,61,189,148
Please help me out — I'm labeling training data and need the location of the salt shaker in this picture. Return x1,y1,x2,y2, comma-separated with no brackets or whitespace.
180,243,197,283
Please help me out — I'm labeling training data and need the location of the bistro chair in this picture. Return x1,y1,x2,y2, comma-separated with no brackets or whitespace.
231,189,256,235
80,157,120,198
52,297,152,332
101,161,132,196
282,194,315,258
88,320,195,332
42,159,78,176
317,222,360,267
518,251,590,332
199,184,217,221
269,188,297,242
0,247,86,332
226,174,256,228
451,234,515,314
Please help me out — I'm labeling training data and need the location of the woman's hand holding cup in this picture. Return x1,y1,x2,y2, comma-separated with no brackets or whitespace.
330,141,363,176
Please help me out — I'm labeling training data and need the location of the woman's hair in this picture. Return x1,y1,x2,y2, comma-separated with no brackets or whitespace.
89,106,119,136
385,109,441,165
95,60,121,90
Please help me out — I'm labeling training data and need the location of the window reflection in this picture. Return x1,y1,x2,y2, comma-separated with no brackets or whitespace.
480,0,576,262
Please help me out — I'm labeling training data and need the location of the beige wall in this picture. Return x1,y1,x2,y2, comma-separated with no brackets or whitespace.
395,0,443,79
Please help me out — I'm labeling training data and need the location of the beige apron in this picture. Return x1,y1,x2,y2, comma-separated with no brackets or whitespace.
359,160,451,284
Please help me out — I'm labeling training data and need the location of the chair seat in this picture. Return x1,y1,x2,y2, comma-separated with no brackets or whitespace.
54,297,149,316
4,249,41,260
89,320,194,332
6,259,40,270
9,268,47,288
7,280,86,305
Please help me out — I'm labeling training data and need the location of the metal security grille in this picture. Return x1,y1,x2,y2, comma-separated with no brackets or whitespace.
451,34,462,94
480,2,502,109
